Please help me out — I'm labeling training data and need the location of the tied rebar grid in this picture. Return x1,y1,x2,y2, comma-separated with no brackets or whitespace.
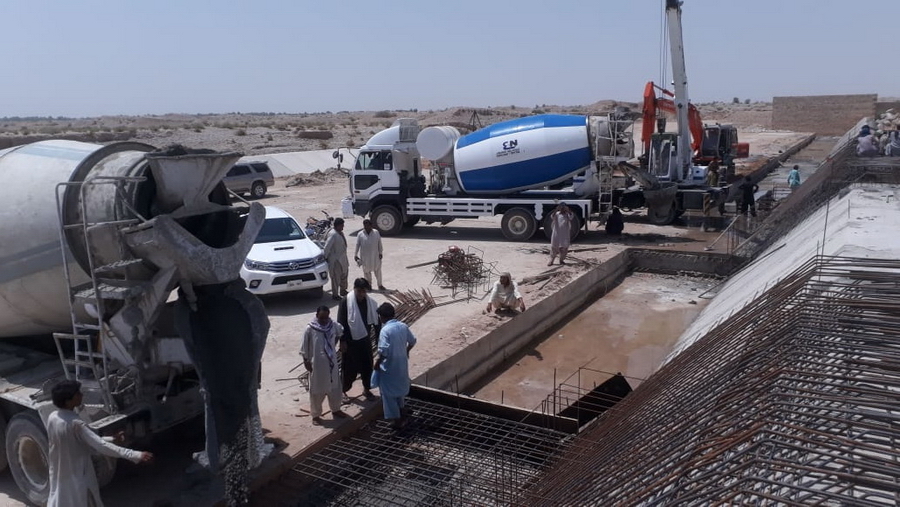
431,246,495,299
289,398,570,506
524,255,900,506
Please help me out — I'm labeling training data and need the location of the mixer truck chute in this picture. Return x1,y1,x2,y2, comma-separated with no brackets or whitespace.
0,140,269,504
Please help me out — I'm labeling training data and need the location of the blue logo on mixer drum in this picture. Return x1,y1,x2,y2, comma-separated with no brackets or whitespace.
497,139,520,157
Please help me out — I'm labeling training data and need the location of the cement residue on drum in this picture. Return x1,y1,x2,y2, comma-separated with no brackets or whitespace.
472,272,713,410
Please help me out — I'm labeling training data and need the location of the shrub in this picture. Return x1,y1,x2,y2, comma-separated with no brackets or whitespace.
235,129,247,136
374,110,395,118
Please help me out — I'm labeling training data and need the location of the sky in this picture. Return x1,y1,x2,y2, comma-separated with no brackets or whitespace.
2,0,898,117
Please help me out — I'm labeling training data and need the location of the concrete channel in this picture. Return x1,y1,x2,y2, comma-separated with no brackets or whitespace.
243,135,832,506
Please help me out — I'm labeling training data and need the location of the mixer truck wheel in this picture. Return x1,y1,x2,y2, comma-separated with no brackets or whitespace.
251,181,267,199
372,206,403,236
7,412,50,505
501,208,537,241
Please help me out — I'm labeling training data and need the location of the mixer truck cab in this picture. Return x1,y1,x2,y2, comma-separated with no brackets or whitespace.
240,206,329,296
349,114,635,241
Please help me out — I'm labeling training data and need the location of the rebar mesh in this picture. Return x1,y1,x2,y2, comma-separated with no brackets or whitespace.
287,398,570,506
525,255,900,506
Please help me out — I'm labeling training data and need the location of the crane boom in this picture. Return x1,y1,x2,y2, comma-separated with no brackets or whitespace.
665,0,693,180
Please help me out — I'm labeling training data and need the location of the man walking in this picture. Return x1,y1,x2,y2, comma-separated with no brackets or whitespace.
787,165,801,192
355,219,385,290
374,302,417,430
46,380,153,507
323,217,349,301
301,305,349,425
337,278,380,402
548,203,575,266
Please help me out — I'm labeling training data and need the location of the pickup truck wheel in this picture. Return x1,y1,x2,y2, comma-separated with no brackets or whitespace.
542,214,583,242
7,412,50,505
372,206,402,236
501,208,537,241
251,181,267,199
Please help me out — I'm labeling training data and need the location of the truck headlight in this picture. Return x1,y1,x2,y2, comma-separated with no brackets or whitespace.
245,259,265,270
315,254,326,265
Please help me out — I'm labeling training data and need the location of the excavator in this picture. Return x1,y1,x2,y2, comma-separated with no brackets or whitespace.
641,80,749,182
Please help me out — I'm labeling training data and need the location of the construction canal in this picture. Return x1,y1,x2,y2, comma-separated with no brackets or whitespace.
249,248,734,506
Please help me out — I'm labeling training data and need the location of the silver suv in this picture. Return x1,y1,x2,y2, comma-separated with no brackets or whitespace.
223,161,275,199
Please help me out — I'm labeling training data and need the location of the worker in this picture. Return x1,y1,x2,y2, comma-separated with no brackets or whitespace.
605,207,625,236
323,217,349,300
486,272,526,314
857,133,880,157
337,278,380,403
787,165,801,192
548,203,575,266
46,380,153,507
738,176,759,217
705,160,720,187
355,218,385,291
859,124,872,137
887,130,900,157
374,302,417,431
301,306,349,425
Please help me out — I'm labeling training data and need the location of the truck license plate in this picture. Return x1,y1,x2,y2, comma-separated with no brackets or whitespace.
287,280,303,288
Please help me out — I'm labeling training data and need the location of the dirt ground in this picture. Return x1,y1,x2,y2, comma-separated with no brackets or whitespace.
0,126,807,506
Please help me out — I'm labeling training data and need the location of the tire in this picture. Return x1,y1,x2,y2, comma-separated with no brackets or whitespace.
7,412,50,505
501,208,537,241
250,181,267,199
542,213,583,242
93,455,118,488
647,203,677,225
403,215,420,228
372,206,403,236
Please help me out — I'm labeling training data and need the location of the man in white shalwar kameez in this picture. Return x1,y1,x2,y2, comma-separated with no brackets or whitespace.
323,218,350,301
354,219,385,290
486,272,526,314
548,203,575,266
301,306,349,425
46,380,152,507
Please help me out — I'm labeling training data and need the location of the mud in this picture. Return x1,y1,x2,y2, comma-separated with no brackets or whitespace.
472,273,713,411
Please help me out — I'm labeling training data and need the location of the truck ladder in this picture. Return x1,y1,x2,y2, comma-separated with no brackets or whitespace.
54,176,148,414
594,113,636,218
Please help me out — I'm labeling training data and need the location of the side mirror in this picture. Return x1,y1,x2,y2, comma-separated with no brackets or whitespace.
332,150,339,159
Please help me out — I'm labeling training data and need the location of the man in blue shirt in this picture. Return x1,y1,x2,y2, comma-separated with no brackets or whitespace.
374,303,417,430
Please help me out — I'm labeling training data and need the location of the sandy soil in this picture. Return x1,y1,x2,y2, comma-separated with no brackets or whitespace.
0,111,803,506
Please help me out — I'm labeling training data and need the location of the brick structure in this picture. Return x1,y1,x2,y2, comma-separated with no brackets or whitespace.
772,94,876,136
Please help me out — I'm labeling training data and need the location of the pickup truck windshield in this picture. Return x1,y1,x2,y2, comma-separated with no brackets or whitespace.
255,217,306,243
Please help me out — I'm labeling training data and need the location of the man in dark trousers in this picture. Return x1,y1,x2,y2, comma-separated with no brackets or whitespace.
337,278,380,403
738,176,759,217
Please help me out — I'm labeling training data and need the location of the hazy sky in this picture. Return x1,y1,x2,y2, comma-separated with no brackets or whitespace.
3,0,897,117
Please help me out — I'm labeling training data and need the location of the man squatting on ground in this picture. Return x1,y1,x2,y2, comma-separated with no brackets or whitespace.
355,218,385,290
337,278,380,402
301,305,349,425
46,380,153,507
486,272,526,314
323,217,349,301
374,302,417,430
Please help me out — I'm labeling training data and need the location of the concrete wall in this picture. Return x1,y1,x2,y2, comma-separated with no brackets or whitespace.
416,251,631,393
772,94,876,136
415,248,740,394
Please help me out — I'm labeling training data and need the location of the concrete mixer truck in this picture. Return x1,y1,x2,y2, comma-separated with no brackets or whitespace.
0,140,269,504
346,112,637,241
